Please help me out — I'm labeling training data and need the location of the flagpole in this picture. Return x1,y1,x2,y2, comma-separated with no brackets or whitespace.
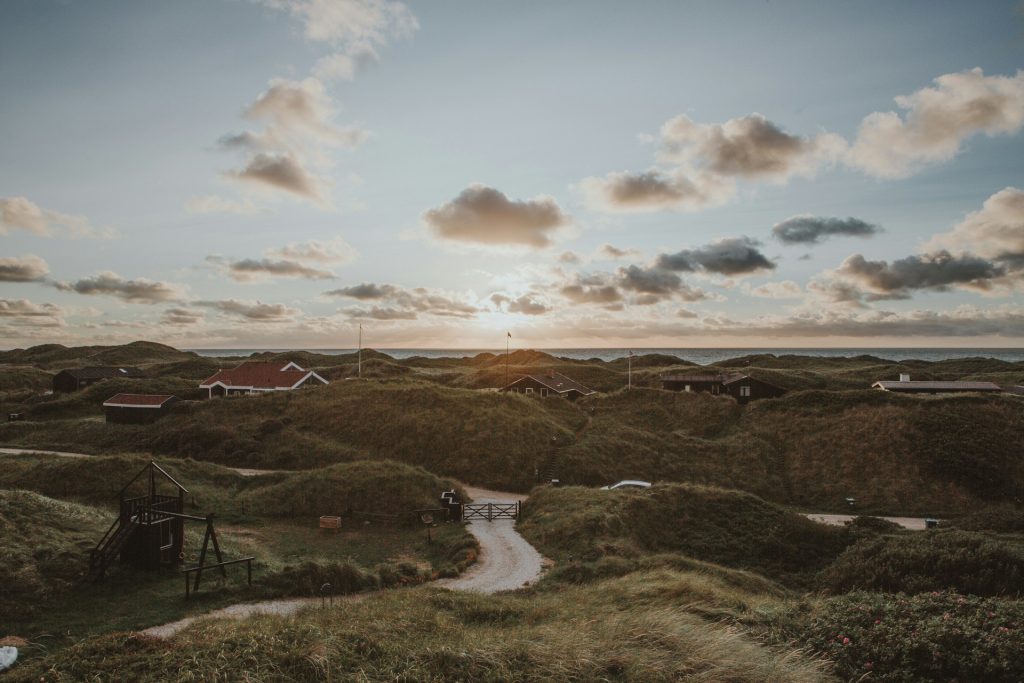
358,324,362,378
505,332,509,389
628,350,632,390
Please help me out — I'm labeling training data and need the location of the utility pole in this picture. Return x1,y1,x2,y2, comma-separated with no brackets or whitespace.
357,324,362,378
505,331,511,389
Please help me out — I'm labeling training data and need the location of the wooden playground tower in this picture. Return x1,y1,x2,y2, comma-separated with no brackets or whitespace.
89,461,252,595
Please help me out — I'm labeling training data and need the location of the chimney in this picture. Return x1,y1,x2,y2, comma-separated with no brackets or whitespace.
899,373,910,382
548,369,555,378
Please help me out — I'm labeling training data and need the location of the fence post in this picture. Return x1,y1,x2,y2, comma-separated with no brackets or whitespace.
487,503,493,521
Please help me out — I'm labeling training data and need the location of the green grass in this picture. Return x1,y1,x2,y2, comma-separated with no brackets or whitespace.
7,570,832,683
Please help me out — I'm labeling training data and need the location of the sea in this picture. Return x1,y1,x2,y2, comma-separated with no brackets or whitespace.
189,348,1024,364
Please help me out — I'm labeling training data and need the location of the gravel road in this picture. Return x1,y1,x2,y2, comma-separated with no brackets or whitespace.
805,513,932,530
435,485,546,594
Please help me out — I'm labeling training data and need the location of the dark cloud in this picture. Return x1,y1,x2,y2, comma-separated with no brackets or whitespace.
772,215,882,245
55,272,183,304
324,283,397,299
0,298,64,327
0,255,49,282
559,283,623,306
617,265,683,295
491,293,549,316
225,258,335,282
580,169,733,213
342,306,418,320
835,251,1006,299
195,299,297,322
656,237,775,276
161,308,204,325
423,184,571,248
660,113,845,181
326,282,479,319
225,153,324,200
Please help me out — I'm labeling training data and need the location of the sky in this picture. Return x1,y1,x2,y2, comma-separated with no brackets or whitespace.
2,0,1024,350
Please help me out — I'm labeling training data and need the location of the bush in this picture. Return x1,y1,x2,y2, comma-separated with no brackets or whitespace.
821,531,1024,596
947,509,1024,533
783,591,1024,683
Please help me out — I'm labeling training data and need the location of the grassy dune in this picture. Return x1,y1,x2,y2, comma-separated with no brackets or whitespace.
6,571,832,683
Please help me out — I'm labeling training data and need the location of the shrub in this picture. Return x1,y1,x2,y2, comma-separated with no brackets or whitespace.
783,591,1024,683
821,531,1024,596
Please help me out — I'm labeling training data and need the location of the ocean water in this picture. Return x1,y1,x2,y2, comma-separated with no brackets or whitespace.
189,348,1024,364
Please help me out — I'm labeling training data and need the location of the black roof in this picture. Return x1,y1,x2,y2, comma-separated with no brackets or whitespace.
57,366,146,380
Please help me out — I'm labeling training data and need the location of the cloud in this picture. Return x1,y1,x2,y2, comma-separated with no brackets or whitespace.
0,255,49,282
423,184,572,248
341,306,417,320
558,251,582,264
746,280,803,299
55,272,184,304
325,282,479,319
222,257,336,282
833,251,1006,300
195,299,298,322
259,0,418,49
0,196,113,238
772,215,883,245
185,195,262,215
579,169,734,213
656,237,775,276
0,299,64,327
225,153,326,201
269,238,357,264
925,187,1024,267
848,68,1024,178
491,293,549,315
312,44,379,81
161,307,204,325
221,77,369,205
559,281,624,306
659,113,846,182
596,243,641,260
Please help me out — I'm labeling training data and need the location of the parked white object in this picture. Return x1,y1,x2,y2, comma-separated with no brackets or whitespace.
0,646,17,672
600,480,652,490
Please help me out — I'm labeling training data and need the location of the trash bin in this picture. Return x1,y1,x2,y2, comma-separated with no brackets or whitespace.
925,518,939,529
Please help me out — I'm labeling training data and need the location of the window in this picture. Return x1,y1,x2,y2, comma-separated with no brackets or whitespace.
525,387,534,394
739,385,751,397
541,388,548,397
684,385,691,392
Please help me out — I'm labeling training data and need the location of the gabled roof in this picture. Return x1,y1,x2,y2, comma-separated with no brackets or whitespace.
103,393,177,408
507,372,595,395
873,380,1003,392
199,361,327,390
59,366,145,380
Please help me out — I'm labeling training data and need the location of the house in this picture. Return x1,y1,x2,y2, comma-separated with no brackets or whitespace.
502,370,595,400
199,360,328,398
872,374,1003,394
53,366,146,393
661,373,786,405
103,394,179,424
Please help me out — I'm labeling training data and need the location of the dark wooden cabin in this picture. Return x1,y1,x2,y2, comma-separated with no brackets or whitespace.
501,371,596,400
53,366,145,393
103,393,179,424
661,373,786,405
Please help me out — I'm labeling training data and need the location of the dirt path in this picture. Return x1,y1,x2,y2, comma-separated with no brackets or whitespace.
435,485,546,594
805,513,932,530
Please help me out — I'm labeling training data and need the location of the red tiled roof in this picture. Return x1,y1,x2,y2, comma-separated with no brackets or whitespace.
199,361,322,390
103,393,176,408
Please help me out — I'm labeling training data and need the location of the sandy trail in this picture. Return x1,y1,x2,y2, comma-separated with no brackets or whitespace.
805,513,932,530
435,485,546,594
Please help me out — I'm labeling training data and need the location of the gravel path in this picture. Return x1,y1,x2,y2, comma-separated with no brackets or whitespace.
435,485,546,594
805,513,932,530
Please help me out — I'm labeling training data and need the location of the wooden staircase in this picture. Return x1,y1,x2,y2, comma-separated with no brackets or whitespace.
88,514,139,581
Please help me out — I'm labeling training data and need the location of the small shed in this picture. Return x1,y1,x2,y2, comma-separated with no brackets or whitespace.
872,375,1003,394
103,394,179,424
53,366,145,393
501,370,595,400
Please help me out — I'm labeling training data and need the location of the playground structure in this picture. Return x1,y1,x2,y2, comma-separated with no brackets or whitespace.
88,461,253,597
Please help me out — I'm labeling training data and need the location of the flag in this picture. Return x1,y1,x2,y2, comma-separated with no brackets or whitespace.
507,331,512,339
